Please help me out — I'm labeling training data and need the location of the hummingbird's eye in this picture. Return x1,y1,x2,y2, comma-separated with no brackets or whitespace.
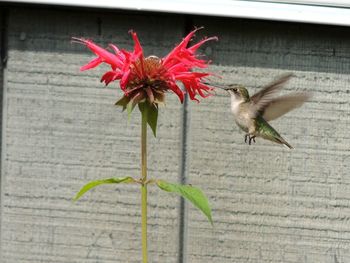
232,88,238,93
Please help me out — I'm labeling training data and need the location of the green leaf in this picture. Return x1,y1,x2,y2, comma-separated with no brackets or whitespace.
156,180,213,225
73,177,134,201
147,104,158,137
138,102,158,137
126,100,137,120
138,101,147,117
115,96,130,111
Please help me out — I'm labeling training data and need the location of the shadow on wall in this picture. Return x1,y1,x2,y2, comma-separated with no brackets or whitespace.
7,6,350,74
6,7,185,58
194,17,350,74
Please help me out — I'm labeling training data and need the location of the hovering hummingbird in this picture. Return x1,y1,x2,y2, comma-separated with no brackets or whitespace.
218,73,311,149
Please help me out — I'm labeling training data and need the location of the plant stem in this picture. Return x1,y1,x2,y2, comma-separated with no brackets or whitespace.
141,184,147,263
141,107,148,263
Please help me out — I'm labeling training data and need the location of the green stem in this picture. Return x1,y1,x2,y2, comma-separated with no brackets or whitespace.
141,184,147,263
141,107,148,263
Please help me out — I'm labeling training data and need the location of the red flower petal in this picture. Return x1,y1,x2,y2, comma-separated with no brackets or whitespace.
188,36,218,53
101,70,122,85
108,44,121,54
75,38,123,69
175,72,210,80
182,81,197,101
130,31,143,57
75,28,217,104
120,68,131,90
162,28,200,67
81,57,102,71
167,82,184,103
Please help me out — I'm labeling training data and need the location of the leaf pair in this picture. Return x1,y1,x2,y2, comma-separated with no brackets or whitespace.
73,178,212,224
116,97,158,137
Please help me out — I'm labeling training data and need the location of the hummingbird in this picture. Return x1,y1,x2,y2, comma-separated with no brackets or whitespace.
219,73,311,149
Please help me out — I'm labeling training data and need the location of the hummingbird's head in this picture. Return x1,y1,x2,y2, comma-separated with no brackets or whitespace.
225,84,250,102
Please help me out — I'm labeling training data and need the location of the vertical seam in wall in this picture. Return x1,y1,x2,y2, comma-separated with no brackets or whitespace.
0,9,8,69
178,15,194,263
0,7,8,261
178,94,189,263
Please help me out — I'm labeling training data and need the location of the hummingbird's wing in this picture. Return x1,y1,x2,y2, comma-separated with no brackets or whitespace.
262,93,312,121
250,73,294,115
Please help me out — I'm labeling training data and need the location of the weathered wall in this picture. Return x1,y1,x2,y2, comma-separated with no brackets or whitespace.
186,19,350,263
0,5,349,263
0,7,186,263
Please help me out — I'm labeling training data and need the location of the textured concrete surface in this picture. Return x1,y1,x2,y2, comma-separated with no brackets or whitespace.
1,8,185,263
185,18,350,263
0,6,350,263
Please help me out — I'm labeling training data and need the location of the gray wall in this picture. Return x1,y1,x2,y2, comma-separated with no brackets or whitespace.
0,6,349,263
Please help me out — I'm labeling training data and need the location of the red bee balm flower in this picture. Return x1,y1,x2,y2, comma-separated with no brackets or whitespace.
74,29,217,106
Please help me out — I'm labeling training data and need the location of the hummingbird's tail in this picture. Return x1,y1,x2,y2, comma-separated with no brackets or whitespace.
276,137,293,149
256,115,293,149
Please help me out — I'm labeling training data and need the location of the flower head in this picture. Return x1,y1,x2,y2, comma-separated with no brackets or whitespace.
74,28,217,105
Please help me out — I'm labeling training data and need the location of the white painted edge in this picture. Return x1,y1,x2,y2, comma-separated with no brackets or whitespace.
4,0,350,26
253,0,350,8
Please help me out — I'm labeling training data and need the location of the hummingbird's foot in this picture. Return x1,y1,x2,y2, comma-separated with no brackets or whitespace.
245,134,256,145
248,135,256,145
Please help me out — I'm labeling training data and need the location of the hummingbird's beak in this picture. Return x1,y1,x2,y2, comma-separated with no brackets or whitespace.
203,82,228,90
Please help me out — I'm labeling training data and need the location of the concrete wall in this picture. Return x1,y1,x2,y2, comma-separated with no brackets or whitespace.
0,5,349,263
